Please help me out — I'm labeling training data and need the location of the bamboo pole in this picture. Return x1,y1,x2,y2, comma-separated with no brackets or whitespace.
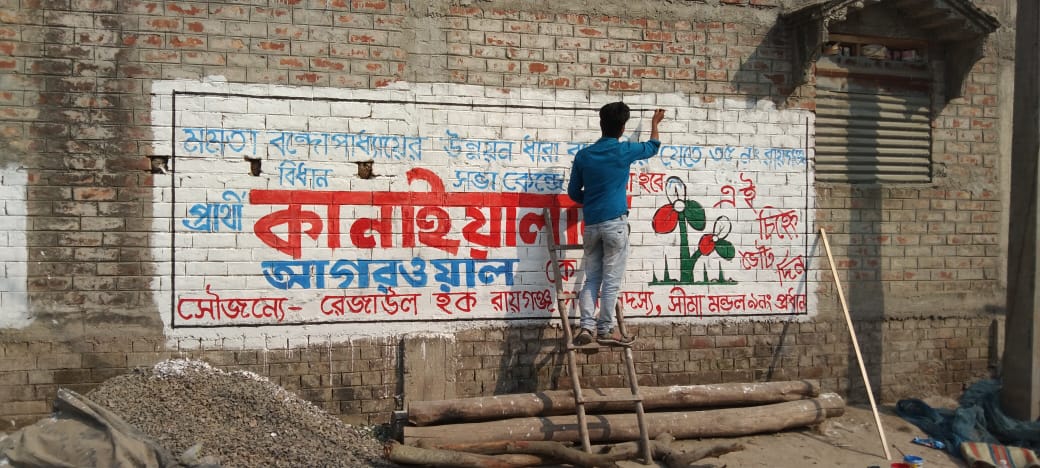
819,228,892,461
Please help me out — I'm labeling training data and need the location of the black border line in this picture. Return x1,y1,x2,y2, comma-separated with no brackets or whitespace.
168,90,812,329
171,312,811,329
169,91,661,112
804,116,811,310
170,91,177,329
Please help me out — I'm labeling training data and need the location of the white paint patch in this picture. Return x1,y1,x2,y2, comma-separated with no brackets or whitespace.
150,79,816,348
0,165,30,328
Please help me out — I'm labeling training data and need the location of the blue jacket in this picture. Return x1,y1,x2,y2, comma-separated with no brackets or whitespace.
567,137,661,225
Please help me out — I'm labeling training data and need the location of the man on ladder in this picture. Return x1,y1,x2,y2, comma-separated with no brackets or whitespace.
567,102,667,346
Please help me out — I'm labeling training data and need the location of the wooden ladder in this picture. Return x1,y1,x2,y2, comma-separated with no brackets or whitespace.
542,208,652,465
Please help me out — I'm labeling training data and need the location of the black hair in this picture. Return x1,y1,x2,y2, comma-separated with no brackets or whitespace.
599,101,629,138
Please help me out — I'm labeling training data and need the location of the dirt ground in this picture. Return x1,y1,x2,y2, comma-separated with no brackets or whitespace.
615,404,964,468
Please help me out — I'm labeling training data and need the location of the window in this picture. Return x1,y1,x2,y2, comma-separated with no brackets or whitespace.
814,34,934,183
783,0,999,184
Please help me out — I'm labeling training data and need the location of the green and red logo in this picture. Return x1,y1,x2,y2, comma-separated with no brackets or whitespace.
651,176,736,285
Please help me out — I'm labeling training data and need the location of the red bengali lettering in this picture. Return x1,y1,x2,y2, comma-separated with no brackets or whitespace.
251,168,582,259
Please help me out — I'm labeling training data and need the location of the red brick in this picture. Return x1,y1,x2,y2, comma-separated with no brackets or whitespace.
351,0,387,11
166,3,205,15
593,65,627,77
527,62,548,73
577,27,605,38
330,44,369,58
632,67,661,78
276,57,305,68
680,336,714,349
310,57,346,71
550,13,582,25
716,335,748,347
122,34,163,47
448,6,480,16
292,71,327,85
257,40,288,52
539,77,571,88
140,50,180,63
350,34,378,44
505,21,536,33
271,25,306,39
485,33,519,47
644,30,673,41
146,18,180,31
169,35,205,49
630,41,660,52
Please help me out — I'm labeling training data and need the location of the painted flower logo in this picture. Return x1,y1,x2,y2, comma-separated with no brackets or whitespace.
651,176,736,285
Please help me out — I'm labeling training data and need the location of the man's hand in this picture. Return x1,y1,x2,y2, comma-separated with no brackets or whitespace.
650,108,666,140
652,108,666,125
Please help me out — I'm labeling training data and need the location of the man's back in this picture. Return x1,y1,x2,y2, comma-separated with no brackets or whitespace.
568,137,661,225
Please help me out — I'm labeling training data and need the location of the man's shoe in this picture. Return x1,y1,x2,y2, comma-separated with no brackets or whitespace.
573,328,594,346
596,328,635,346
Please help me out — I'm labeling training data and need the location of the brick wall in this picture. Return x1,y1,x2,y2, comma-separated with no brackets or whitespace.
0,316,996,426
0,0,1010,428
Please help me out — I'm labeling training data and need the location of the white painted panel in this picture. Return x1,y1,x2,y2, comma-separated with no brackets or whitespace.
151,80,817,347
0,164,30,328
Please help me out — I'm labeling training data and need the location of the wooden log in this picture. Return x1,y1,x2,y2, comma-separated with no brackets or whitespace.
416,435,738,468
415,440,618,468
390,441,615,468
666,442,745,467
503,441,619,468
408,380,819,425
599,439,743,468
385,441,538,468
416,440,534,454
405,392,844,445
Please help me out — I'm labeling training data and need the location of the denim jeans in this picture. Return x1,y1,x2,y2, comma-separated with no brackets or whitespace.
578,214,629,334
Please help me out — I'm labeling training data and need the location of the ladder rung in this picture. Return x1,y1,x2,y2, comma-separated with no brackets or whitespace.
557,291,577,300
579,394,643,404
564,336,637,351
565,342,601,351
551,244,585,251
596,338,636,348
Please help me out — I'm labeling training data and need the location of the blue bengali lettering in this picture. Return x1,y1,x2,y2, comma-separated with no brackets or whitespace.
261,260,329,290
182,190,245,232
263,257,510,292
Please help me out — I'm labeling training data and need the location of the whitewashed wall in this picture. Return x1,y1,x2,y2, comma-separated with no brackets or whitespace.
0,165,30,328
150,78,815,345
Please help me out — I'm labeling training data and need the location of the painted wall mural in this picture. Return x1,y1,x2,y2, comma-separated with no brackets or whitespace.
150,79,815,340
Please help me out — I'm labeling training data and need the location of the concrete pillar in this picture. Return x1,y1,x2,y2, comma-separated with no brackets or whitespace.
1002,0,1040,421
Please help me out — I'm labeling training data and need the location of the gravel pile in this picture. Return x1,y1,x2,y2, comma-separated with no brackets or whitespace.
88,359,396,468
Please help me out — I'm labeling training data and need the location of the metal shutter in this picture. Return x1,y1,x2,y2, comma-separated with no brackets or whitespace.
815,89,932,183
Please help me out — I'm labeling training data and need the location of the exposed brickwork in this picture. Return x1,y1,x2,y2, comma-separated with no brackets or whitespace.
0,0,1011,429
0,317,995,427
0,336,402,425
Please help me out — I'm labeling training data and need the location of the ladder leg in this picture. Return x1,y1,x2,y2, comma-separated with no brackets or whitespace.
560,299,591,452
617,302,652,464
545,208,592,452
624,346,652,464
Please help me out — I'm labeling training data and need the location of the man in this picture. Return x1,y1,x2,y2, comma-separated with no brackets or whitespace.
567,102,666,346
